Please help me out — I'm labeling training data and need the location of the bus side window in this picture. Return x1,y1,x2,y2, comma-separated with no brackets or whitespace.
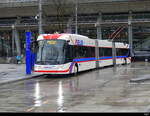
66,45,74,62
74,45,79,58
116,48,121,56
107,48,112,56
82,47,87,57
91,47,95,57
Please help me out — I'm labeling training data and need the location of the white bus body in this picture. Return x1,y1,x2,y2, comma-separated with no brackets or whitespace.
34,33,131,74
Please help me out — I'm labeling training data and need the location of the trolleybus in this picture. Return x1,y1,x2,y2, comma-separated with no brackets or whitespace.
34,33,131,74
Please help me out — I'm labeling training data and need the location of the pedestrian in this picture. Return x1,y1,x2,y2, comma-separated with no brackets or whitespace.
16,55,21,64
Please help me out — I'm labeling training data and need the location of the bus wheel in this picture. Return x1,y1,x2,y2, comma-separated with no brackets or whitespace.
124,58,127,65
74,64,78,75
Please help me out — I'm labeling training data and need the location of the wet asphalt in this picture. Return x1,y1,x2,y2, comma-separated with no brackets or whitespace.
0,62,150,112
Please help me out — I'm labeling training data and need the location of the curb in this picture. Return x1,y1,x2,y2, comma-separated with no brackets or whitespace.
0,74,44,85
130,75,150,83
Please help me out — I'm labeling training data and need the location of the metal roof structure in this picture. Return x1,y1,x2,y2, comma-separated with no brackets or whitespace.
0,0,149,17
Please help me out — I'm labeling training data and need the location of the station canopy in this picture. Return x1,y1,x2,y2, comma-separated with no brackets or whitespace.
0,0,149,18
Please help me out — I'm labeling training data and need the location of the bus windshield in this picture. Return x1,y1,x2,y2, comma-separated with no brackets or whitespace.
36,39,67,65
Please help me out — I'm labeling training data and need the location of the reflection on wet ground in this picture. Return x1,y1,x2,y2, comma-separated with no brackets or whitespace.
0,62,150,112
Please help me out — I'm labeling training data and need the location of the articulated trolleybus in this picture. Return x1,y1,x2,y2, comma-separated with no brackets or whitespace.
34,33,131,75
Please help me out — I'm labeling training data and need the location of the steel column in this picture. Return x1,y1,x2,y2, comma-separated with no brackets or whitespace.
112,41,116,67
12,25,15,57
75,0,78,34
95,12,102,68
97,12,102,40
95,40,99,68
14,28,21,56
128,11,133,57
67,17,73,33
38,0,43,35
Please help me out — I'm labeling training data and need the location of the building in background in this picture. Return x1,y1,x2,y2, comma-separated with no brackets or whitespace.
0,0,150,62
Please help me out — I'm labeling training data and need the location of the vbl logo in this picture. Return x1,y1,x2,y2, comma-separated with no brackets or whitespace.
75,40,83,45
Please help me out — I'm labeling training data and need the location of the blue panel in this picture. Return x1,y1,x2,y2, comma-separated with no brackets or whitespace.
25,32,31,75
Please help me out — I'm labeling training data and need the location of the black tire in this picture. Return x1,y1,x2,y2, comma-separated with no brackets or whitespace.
124,58,127,65
74,63,78,75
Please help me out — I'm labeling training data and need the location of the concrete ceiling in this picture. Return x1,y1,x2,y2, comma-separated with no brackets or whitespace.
0,0,149,18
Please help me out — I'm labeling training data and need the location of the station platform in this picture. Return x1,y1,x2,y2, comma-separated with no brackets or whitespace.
0,64,42,85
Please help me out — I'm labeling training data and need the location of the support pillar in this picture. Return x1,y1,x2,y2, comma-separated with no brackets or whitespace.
14,28,21,56
12,25,15,57
128,11,133,57
95,40,99,68
95,12,102,68
67,17,73,33
38,0,43,34
112,41,116,67
75,0,78,34
96,12,102,40
12,24,21,56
